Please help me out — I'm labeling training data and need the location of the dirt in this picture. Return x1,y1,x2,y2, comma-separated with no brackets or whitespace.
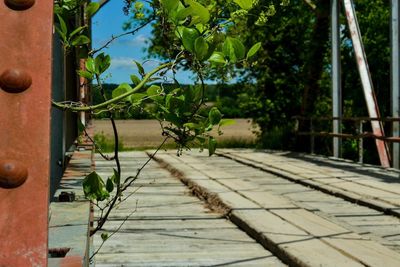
93,119,259,148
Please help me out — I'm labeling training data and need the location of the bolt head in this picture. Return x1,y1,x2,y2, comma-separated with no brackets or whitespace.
0,160,28,189
4,0,35,10
0,69,32,93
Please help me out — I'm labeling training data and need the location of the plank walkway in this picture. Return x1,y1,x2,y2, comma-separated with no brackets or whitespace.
93,149,400,266
155,149,400,266
93,152,285,266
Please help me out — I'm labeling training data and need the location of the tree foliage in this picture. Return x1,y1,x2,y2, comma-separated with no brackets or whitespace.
148,0,392,157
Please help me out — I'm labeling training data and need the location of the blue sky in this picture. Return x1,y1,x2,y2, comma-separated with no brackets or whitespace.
92,0,195,84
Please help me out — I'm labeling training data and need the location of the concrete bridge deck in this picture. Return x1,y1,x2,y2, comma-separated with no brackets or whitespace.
93,149,400,266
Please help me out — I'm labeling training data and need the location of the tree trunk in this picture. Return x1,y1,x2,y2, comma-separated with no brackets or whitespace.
300,1,330,116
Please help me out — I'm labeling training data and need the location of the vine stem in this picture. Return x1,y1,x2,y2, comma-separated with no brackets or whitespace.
89,70,123,236
90,116,121,236
89,201,138,262
52,62,173,112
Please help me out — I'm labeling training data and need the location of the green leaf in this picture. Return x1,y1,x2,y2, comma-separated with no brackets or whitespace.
233,0,253,10
181,27,200,53
130,74,141,86
85,58,96,73
185,0,210,23
86,2,100,17
95,53,111,74
69,26,86,38
78,118,85,133
55,27,67,43
112,83,132,99
77,70,93,80
247,42,262,59
208,137,217,156
106,178,114,193
71,35,91,46
176,7,193,21
134,60,145,77
208,52,226,64
101,232,109,241
130,93,147,104
223,37,245,62
83,171,109,201
230,37,246,60
111,168,120,184
209,107,222,125
194,37,209,60
147,85,161,96
161,0,179,13
184,123,202,130
219,119,236,127
56,14,68,35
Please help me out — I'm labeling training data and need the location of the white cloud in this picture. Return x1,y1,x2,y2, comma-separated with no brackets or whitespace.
115,34,149,47
110,57,136,70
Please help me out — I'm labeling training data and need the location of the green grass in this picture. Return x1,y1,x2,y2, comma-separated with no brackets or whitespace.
216,137,257,149
125,137,257,151
93,132,256,153
94,132,126,153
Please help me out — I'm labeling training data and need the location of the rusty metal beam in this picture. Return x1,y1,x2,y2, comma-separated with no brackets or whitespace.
343,0,391,167
0,0,54,265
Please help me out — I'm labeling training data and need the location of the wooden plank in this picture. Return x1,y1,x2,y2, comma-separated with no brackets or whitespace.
231,210,364,267
169,151,400,265
94,152,283,266
221,151,400,217
95,252,285,266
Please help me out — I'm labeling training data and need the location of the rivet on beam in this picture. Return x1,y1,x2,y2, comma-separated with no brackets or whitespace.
4,0,35,10
0,160,28,189
0,69,32,93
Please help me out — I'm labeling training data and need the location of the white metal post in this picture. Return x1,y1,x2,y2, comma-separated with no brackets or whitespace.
392,0,400,169
332,0,342,158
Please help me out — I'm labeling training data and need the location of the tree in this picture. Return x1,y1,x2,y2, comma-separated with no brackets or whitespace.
149,0,392,157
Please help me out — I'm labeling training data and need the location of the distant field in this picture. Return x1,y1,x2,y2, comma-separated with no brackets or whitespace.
93,119,259,149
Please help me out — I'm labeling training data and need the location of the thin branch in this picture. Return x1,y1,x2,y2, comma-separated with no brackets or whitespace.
303,0,317,10
52,62,173,112
89,17,155,56
90,74,122,236
90,201,138,261
121,136,170,191
83,127,115,161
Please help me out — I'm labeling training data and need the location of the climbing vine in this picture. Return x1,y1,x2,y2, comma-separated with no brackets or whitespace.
53,0,280,258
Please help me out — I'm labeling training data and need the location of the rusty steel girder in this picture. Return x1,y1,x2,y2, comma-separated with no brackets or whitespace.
0,0,54,266
343,0,391,167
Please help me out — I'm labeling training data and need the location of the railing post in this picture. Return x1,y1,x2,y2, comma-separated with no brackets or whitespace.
310,118,315,154
391,0,400,169
332,0,342,158
0,1,54,265
357,120,364,164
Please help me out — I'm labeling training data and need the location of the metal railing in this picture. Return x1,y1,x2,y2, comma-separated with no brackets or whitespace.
293,116,400,167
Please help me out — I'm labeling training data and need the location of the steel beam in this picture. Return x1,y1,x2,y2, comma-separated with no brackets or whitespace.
343,0,391,167
0,1,54,265
392,0,400,169
332,0,342,158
